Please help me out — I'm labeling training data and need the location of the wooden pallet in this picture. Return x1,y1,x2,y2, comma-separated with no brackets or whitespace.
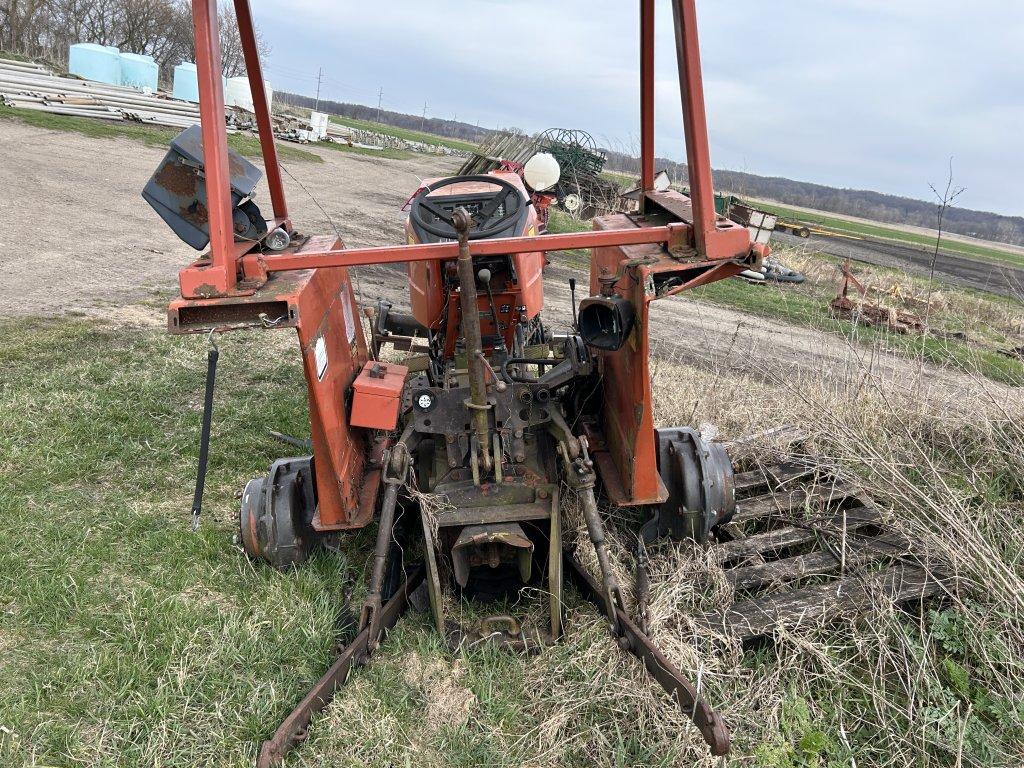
694,462,956,643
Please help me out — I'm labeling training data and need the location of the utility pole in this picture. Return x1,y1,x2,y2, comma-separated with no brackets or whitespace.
314,67,323,111
420,101,427,132
376,87,383,123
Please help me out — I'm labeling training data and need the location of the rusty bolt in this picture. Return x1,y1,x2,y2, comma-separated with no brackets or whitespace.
538,488,549,500
514,428,524,438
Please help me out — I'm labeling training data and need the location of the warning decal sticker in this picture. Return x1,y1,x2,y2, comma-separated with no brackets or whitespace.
314,335,328,381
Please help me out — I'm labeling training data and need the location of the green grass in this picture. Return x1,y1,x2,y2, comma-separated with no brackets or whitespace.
753,199,1024,269
1,313,1022,766
546,209,592,266
329,114,478,153
600,169,638,188
0,104,324,163
315,137,413,161
0,49,32,62
0,317,692,767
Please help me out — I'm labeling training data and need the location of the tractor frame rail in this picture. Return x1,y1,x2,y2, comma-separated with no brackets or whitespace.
566,553,731,755
256,566,424,768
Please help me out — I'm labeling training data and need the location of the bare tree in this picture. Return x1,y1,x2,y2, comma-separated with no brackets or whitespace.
1,0,267,83
924,157,966,325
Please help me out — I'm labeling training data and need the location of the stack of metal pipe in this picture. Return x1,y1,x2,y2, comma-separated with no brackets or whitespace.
0,57,214,129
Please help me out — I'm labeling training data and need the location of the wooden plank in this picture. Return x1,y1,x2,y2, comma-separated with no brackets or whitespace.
731,482,858,524
714,506,880,563
733,463,814,495
695,563,953,641
726,532,911,591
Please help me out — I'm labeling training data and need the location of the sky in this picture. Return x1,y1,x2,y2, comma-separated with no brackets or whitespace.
253,0,1023,217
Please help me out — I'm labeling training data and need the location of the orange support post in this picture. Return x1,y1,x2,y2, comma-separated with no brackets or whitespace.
640,0,656,195
234,0,289,222
671,0,716,256
190,0,236,295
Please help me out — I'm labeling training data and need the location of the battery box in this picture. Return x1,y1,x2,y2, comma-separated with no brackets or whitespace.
350,361,409,430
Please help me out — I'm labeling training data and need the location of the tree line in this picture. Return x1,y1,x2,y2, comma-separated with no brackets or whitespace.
600,149,1023,246
279,92,1023,246
277,91,493,145
1,0,265,81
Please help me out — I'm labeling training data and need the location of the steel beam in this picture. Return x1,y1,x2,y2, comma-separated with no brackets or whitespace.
640,0,656,195
191,0,236,294
256,224,686,272
670,0,716,256
233,0,289,221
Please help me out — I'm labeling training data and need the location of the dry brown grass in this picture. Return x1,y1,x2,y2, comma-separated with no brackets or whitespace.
555,337,1024,766
342,307,1024,766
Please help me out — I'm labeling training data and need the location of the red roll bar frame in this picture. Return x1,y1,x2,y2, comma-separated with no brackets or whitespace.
182,0,739,299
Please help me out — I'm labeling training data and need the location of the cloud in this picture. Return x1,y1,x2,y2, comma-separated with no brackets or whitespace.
253,0,1022,215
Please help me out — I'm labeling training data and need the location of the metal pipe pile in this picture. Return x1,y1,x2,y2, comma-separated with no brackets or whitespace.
0,57,213,129
458,132,541,175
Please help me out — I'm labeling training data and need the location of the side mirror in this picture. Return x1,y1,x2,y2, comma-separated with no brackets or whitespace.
578,295,635,351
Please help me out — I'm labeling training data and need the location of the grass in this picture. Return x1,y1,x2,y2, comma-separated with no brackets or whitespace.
328,114,478,154
751,199,1024,270
0,104,324,164
686,269,1024,385
546,209,593,265
315,137,414,161
2,313,1023,767
0,49,32,62
600,169,638,188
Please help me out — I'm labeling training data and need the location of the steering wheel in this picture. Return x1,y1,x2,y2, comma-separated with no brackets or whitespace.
410,175,525,240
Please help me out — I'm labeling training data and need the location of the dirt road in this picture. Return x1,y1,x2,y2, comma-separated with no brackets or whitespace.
0,119,1014,404
774,230,1024,301
0,119,459,316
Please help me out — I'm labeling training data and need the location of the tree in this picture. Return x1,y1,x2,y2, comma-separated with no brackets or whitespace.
215,3,268,77
0,0,268,84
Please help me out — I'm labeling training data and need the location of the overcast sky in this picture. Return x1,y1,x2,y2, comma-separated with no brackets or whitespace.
254,0,1022,217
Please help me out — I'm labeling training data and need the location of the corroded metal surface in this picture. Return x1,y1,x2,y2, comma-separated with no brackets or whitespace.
255,567,424,768
566,553,731,756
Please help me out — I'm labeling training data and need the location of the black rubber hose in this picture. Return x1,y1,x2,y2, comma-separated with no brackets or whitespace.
190,344,219,530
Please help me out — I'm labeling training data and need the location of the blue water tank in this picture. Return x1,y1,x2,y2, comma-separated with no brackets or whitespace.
68,43,121,85
120,52,158,91
173,62,199,102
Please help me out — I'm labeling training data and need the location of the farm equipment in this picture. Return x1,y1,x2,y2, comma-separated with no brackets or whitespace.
143,1,952,765
774,219,812,238
458,127,623,218
830,259,925,333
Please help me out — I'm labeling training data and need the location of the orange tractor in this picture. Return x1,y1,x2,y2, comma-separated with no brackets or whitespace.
145,1,773,763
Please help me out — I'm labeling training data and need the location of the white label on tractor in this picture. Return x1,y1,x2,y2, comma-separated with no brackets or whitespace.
341,286,356,344
314,335,329,381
